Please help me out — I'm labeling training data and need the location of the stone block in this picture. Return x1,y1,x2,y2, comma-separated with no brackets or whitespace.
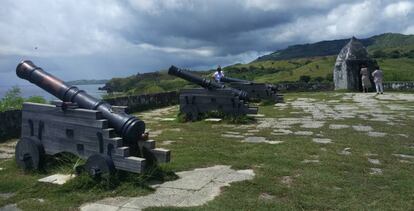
38,174,76,185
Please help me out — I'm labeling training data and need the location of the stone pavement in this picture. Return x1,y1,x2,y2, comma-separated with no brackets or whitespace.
80,165,254,211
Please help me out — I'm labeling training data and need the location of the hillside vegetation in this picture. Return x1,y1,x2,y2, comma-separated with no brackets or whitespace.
102,33,414,96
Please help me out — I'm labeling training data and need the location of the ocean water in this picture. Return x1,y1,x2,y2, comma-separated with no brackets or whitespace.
0,84,106,100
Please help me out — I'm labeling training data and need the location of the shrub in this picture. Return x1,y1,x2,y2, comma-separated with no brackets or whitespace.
299,75,311,83
0,86,47,112
312,76,324,82
0,86,24,111
325,73,334,82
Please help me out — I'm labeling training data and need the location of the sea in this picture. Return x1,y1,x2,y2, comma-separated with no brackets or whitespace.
0,84,106,101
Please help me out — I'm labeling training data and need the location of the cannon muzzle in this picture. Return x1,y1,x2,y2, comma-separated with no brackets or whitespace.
16,60,145,143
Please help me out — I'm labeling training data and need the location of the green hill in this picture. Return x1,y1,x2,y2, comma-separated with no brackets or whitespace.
223,33,414,83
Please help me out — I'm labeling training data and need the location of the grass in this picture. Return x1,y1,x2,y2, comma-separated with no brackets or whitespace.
1,92,414,210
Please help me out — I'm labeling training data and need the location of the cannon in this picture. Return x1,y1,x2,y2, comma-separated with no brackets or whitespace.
220,76,284,103
168,66,257,120
15,60,170,176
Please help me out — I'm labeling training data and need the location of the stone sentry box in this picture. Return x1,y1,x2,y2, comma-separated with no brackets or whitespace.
333,37,378,91
17,101,170,174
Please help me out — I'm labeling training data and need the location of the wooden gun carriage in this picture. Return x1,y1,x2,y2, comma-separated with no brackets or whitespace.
15,61,170,176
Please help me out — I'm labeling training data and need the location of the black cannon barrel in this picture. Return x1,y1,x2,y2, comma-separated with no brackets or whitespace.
221,76,251,84
168,65,225,90
16,60,145,143
168,65,249,100
222,76,278,91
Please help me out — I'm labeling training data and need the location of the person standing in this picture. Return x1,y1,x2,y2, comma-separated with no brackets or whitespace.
372,66,384,94
212,65,224,82
360,66,371,93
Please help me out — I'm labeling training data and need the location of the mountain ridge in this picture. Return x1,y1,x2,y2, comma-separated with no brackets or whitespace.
256,33,414,62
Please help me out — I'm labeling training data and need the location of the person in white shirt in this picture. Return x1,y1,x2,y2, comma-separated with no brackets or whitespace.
212,65,224,82
360,66,370,93
372,66,384,94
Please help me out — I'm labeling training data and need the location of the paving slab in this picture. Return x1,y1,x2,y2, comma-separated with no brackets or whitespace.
225,131,241,135
247,114,265,118
312,138,332,144
242,136,283,144
247,129,260,133
204,118,222,122
271,129,293,135
38,174,76,185
339,147,351,155
81,165,254,211
0,204,21,211
221,134,244,138
367,131,387,137
368,158,381,165
329,124,350,130
301,159,320,163
280,176,293,187
352,125,373,132
160,118,175,122
393,154,414,159
259,192,275,201
294,131,313,136
300,121,325,129
369,168,383,175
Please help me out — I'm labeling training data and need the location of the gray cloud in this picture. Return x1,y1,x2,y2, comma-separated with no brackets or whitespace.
0,0,413,86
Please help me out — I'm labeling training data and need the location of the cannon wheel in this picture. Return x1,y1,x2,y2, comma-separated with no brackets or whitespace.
15,137,45,170
85,154,115,178
181,105,199,121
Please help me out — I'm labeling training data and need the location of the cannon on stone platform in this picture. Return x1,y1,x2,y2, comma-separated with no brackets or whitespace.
15,60,170,176
168,66,258,120
220,77,284,103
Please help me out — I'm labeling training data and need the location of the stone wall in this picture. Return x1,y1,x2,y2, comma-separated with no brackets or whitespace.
105,91,179,113
275,82,334,92
383,81,414,91
0,110,21,142
275,81,414,92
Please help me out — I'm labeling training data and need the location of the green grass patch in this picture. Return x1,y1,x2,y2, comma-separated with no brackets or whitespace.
1,92,414,210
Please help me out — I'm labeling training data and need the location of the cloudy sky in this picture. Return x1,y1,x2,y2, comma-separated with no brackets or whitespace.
0,0,413,86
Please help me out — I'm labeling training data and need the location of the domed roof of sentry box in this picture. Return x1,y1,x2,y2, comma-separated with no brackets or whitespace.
336,37,370,61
